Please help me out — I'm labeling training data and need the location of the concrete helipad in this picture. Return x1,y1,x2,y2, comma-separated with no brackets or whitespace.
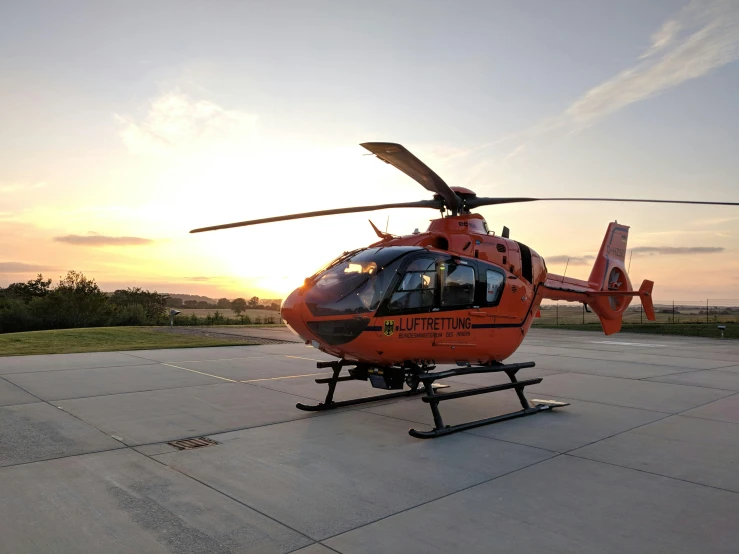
1,328,738,553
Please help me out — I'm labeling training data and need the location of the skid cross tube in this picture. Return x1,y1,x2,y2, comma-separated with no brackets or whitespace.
408,361,569,439
295,360,429,412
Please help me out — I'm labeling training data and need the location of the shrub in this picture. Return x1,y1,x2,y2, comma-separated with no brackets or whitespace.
109,303,148,326
0,299,34,333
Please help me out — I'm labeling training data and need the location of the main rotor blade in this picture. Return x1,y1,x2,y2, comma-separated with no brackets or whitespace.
466,196,739,209
189,199,441,233
361,142,460,213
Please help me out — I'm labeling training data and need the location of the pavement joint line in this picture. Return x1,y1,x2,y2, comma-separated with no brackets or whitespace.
0,444,131,471
20,381,240,403
676,413,739,426
145,401,561,544
449,365,711,383
642,373,739,392
636,368,715,381
354,392,674,456
0,374,137,469
516,381,677,414
710,366,739,375
284,544,341,554
317,453,564,545
564,453,739,496
160,363,239,383
143,412,327,448
533,370,738,397
0,361,160,376
135,389,431,449
130,446,317,546
559,412,676,455
561,390,739,453
534,344,739,356
519,350,739,370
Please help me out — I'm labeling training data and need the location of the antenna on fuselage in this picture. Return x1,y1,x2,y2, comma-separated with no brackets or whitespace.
562,257,570,283
502,226,510,238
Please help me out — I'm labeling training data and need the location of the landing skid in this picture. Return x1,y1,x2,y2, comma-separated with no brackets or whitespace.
295,360,568,438
295,360,447,412
410,363,569,438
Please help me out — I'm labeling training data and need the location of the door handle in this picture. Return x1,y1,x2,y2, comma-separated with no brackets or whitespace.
468,311,490,317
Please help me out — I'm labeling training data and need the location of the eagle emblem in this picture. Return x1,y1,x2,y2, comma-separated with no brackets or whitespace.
383,320,395,336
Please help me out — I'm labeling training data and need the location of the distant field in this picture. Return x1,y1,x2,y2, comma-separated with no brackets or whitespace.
536,322,737,339
0,327,252,356
174,308,282,320
534,304,738,326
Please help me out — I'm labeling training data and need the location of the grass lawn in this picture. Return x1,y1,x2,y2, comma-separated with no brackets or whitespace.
536,323,738,339
0,327,252,356
176,308,281,320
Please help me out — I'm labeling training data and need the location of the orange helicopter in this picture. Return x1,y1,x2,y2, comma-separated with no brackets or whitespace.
191,142,739,438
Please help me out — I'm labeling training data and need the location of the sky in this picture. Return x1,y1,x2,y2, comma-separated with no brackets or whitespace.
1,0,738,302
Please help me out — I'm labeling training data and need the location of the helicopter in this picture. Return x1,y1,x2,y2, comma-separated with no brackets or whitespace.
191,142,739,438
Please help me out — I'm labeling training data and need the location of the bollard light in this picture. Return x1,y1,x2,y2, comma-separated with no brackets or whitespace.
718,325,726,339
169,309,181,327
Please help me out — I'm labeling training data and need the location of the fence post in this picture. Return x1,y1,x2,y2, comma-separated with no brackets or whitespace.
672,301,675,324
582,302,585,324
640,303,643,324
707,299,709,323
556,302,559,326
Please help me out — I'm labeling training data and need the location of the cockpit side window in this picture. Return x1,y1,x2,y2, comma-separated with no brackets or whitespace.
440,263,475,307
486,269,505,303
387,257,436,313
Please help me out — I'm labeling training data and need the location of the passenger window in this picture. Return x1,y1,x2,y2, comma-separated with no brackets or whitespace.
486,269,505,303
441,263,475,307
388,258,436,312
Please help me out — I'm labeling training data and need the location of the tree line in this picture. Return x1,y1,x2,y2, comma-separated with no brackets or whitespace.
0,271,281,334
166,296,280,313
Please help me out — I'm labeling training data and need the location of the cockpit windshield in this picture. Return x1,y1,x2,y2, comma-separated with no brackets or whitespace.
305,246,420,316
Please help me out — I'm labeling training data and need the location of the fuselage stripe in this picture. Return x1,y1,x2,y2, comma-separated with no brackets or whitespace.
362,322,523,332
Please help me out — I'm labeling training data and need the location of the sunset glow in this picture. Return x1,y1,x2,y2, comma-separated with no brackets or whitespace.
2,1,738,302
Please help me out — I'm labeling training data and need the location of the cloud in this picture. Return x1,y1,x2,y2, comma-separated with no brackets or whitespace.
115,92,258,155
488,0,739,156
185,276,213,282
688,216,739,227
631,246,724,255
0,182,46,193
54,234,153,246
565,0,739,130
0,262,60,273
546,255,595,265
546,247,724,264
640,19,682,59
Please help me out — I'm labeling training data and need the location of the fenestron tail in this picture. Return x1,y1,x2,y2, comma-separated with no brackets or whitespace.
541,222,655,335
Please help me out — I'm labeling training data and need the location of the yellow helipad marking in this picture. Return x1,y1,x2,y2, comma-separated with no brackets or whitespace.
284,355,327,362
161,363,238,383
241,372,330,383
164,355,272,364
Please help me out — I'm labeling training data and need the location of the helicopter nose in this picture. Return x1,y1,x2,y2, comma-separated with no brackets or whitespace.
280,288,310,341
